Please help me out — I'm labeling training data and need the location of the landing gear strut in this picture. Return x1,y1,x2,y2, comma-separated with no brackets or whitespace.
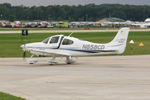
27,55,38,64
65,56,76,64
48,56,57,65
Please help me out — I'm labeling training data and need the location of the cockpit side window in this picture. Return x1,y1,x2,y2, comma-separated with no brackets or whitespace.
49,36,59,44
42,37,49,44
62,39,74,45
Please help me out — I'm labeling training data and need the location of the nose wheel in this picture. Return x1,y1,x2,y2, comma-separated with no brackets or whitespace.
26,55,38,64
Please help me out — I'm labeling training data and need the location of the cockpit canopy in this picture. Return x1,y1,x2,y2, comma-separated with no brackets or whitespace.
42,35,62,44
42,35,74,45
42,37,50,44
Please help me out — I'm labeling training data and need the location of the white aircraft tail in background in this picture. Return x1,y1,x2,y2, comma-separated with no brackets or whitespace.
21,28,130,64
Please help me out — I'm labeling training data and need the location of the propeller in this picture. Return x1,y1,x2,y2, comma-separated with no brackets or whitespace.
21,44,26,59
23,51,26,58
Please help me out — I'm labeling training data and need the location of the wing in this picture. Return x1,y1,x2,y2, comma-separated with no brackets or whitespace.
30,48,71,57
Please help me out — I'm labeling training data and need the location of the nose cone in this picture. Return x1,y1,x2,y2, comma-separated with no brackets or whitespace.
21,44,24,48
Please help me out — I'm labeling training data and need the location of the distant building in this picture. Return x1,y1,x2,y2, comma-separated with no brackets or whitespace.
99,17,125,23
98,17,126,27
145,18,150,22
131,18,150,28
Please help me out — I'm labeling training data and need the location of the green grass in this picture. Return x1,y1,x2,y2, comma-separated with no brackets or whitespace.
0,31,150,57
0,92,26,100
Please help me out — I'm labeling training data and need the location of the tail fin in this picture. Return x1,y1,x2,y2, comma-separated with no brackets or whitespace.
108,28,130,54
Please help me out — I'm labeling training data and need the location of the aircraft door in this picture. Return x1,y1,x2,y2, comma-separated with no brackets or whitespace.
48,36,64,49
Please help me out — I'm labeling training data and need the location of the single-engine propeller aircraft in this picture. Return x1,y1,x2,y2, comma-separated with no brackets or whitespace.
21,28,130,65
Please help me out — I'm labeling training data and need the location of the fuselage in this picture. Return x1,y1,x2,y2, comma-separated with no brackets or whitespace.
21,35,117,57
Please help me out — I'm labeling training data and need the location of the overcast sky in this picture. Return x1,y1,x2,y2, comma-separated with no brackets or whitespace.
0,0,150,6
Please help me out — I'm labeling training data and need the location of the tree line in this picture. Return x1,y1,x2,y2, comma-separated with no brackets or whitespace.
0,3,150,21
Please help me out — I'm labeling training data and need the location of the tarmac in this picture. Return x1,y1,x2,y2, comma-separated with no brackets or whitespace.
0,55,150,100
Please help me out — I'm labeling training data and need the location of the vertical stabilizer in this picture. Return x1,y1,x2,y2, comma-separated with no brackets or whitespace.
108,28,130,54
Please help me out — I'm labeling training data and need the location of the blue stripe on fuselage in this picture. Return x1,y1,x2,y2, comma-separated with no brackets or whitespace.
60,48,99,53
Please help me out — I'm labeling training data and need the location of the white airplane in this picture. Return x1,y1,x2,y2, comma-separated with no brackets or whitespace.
21,28,130,65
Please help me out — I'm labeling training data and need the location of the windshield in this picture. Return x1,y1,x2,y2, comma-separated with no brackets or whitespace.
42,37,50,44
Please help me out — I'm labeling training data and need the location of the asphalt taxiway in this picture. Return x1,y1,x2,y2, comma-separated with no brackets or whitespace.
0,55,150,100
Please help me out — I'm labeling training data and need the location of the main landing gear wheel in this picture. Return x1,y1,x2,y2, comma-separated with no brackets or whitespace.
65,56,76,64
48,56,57,65
48,61,57,65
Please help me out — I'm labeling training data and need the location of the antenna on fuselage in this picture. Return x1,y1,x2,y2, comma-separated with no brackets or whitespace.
68,32,74,37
